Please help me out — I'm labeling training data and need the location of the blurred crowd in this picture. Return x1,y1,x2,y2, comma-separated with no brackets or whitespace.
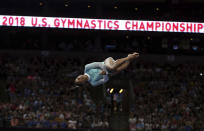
127,62,204,131
0,54,203,131
0,55,110,129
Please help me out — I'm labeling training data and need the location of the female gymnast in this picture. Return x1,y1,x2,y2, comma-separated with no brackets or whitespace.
75,52,139,87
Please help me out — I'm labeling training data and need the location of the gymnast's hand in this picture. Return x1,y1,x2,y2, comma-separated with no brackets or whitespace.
100,70,106,75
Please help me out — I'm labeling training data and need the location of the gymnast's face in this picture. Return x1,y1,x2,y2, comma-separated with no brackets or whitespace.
75,75,88,84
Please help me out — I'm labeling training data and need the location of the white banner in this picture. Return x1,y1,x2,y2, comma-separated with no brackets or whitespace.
0,15,204,33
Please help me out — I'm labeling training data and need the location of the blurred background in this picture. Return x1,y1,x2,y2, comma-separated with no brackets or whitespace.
0,0,203,131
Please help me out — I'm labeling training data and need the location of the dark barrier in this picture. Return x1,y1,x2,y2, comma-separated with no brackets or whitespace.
1,127,202,131
1,50,204,64
0,119,10,128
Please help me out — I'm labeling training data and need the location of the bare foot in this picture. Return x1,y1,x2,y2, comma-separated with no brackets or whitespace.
128,52,139,59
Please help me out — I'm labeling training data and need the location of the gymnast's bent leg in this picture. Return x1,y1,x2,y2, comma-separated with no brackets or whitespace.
104,52,139,72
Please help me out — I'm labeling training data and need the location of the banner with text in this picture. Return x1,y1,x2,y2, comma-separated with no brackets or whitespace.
0,15,204,33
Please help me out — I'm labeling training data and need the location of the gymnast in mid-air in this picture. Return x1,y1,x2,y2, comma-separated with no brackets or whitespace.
75,52,139,87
